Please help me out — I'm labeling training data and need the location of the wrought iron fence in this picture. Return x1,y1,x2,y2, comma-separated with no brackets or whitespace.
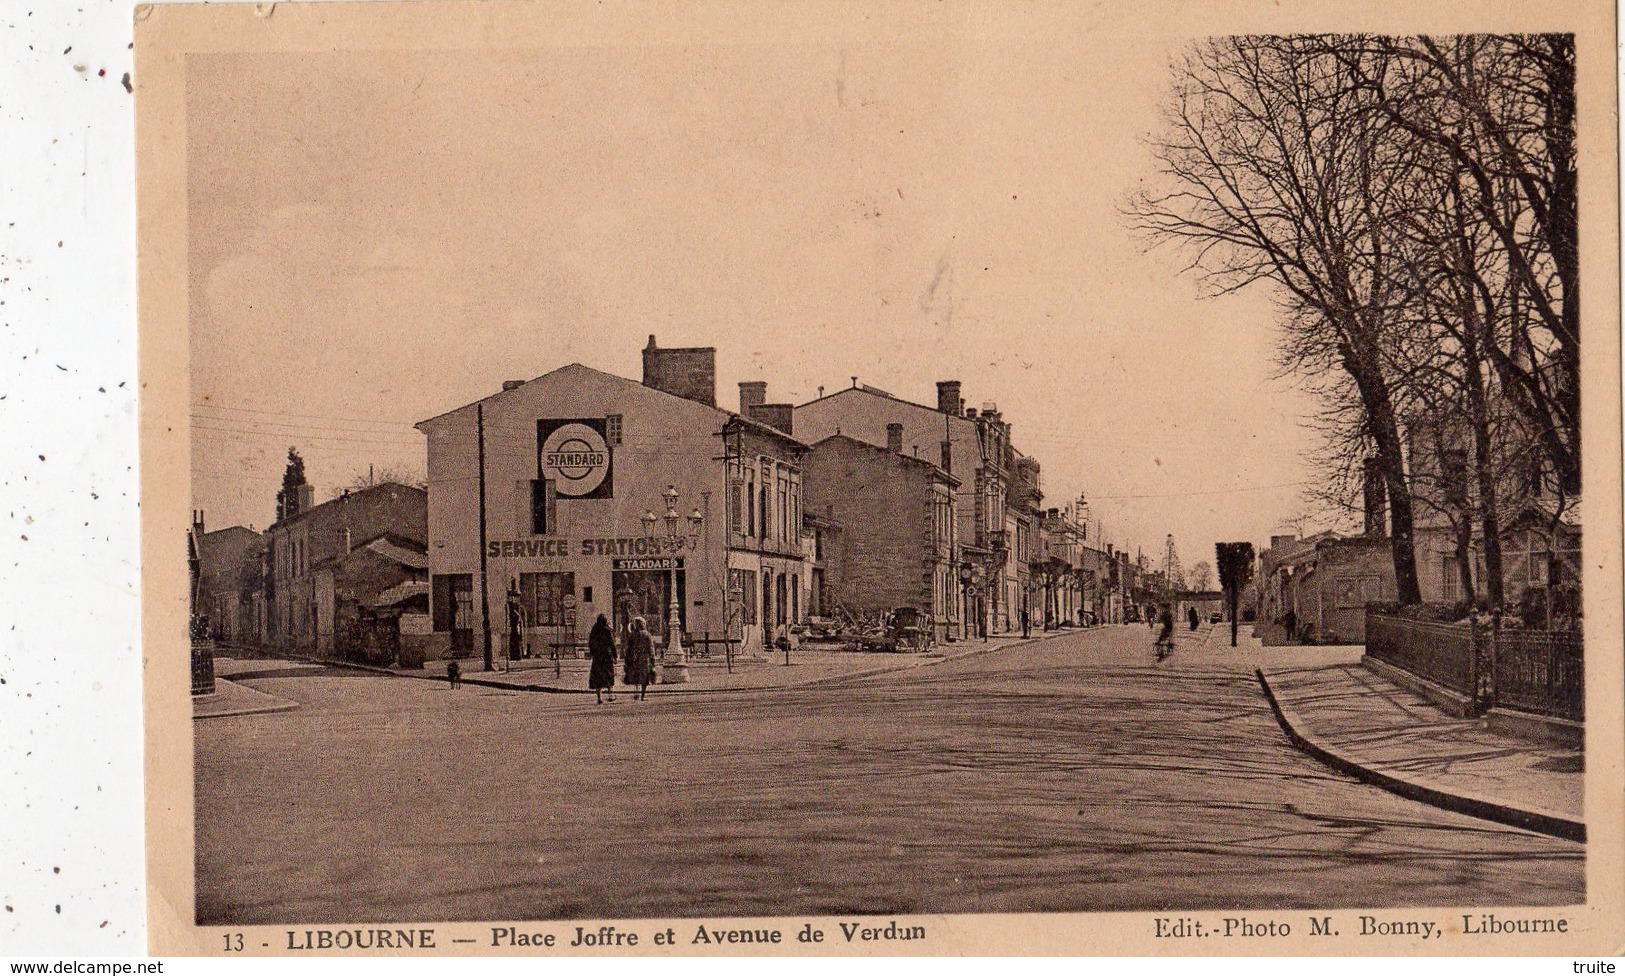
1365,613,1478,700
1366,610,1584,723
1493,628,1584,722
190,638,216,695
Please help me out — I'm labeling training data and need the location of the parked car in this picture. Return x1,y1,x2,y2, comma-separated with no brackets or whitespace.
1209,611,1223,623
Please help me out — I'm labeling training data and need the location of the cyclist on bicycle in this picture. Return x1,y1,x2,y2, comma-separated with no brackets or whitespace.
1155,603,1175,655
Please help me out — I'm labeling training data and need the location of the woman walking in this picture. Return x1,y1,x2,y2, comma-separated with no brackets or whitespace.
587,614,616,705
623,616,656,700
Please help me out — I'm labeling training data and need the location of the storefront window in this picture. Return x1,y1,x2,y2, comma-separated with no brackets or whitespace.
520,572,576,626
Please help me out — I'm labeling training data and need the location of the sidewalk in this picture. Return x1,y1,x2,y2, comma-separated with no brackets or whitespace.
1219,625,1584,841
193,675,300,720
293,630,1046,695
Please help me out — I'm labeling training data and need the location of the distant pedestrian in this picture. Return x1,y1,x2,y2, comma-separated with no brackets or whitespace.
1284,609,1298,642
1020,609,1030,639
446,659,461,689
1188,606,1200,631
587,614,617,705
623,616,656,700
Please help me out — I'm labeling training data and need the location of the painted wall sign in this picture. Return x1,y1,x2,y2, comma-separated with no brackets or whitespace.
488,537,690,559
538,418,613,498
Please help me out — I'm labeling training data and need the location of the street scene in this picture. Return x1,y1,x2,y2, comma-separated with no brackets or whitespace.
179,24,1590,932
195,625,1581,925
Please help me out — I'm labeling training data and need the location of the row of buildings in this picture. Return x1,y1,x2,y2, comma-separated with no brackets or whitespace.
195,336,1160,665
1255,437,1584,644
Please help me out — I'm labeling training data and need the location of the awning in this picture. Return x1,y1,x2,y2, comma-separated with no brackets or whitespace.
371,580,430,609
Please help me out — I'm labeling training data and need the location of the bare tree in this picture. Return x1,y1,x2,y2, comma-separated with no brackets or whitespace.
1188,561,1215,592
1346,35,1578,497
1342,34,1577,608
1128,36,1424,603
344,464,428,492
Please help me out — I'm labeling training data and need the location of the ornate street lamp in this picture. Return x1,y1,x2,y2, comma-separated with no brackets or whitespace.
642,484,703,683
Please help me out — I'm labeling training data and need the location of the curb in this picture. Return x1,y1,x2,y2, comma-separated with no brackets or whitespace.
1254,668,1585,844
255,632,1056,697
795,631,1052,688
192,679,301,720
194,700,301,720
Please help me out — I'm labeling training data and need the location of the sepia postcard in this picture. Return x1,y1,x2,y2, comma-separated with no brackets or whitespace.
137,0,1624,957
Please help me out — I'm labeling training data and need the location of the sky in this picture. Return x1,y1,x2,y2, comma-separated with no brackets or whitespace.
186,27,1348,570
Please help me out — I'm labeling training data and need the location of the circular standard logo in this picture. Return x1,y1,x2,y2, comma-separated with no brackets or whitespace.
541,423,610,496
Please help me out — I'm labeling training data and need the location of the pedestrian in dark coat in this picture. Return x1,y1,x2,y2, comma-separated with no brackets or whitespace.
623,616,656,700
587,614,616,704
1188,606,1200,631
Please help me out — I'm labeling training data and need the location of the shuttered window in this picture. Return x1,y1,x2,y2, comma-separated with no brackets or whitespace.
529,479,556,535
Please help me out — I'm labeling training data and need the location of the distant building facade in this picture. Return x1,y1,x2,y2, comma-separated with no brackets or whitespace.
309,533,430,664
1257,532,1394,645
802,432,959,639
794,380,1022,636
191,514,265,642
265,482,427,654
1404,416,1582,624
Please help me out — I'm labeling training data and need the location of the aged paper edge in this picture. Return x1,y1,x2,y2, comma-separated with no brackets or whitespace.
136,0,1625,957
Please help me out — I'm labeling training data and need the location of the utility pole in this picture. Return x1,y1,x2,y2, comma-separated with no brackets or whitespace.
1164,535,1172,590
477,402,492,671
1164,533,1174,615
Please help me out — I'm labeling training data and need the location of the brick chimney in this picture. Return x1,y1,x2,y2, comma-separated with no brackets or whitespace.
936,380,963,415
886,423,904,454
295,484,315,513
641,335,716,407
739,381,767,412
748,403,794,436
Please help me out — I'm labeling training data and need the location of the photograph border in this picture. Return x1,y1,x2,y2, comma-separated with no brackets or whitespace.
137,0,1625,956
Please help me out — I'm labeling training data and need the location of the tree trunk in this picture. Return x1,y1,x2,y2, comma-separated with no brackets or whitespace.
1453,519,1475,605
1466,362,1506,610
1338,325,1423,605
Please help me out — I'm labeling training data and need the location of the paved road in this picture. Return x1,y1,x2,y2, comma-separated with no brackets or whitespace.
195,626,1583,925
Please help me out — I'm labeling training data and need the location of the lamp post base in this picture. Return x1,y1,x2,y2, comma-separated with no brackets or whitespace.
660,599,689,683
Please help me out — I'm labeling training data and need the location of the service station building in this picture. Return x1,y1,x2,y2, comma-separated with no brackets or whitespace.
416,338,809,664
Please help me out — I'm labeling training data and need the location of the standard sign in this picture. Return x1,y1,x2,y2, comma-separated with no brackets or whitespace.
612,557,683,572
538,418,613,498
